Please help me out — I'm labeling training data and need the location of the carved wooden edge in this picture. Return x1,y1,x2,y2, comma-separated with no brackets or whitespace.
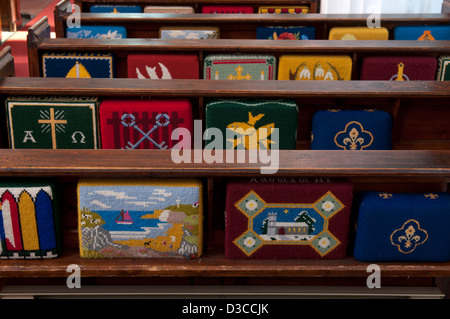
0,46,15,77
54,0,72,38
27,16,51,77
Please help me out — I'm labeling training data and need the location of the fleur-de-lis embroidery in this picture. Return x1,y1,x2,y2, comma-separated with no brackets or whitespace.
390,219,428,254
334,121,374,150
425,193,439,199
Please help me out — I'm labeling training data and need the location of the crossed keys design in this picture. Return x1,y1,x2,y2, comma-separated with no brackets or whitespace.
121,113,170,149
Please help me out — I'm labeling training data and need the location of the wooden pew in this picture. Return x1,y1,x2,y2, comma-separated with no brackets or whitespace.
72,0,320,13
0,77,448,287
30,16,450,80
0,46,15,77
21,21,450,152
55,0,450,40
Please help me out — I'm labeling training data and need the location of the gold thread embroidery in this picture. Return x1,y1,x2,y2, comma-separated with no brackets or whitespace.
390,219,428,254
334,121,374,150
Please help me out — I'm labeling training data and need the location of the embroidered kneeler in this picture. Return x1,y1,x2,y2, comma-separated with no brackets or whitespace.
78,178,203,259
310,109,393,150
354,192,450,262
278,55,353,81
437,55,450,81
256,26,316,40
0,182,60,259
66,25,127,39
127,53,199,79
328,27,389,40
42,52,115,78
361,56,438,81
205,99,298,150
225,178,353,259
394,25,450,40
99,99,193,150
204,54,276,80
6,96,100,149
159,27,220,39
201,6,254,13
258,6,309,14
144,6,194,13
89,5,142,13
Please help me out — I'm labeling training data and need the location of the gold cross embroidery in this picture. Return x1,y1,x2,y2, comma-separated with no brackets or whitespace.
425,193,439,199
379,193,393,199
228,66,252,80
38,108,67,149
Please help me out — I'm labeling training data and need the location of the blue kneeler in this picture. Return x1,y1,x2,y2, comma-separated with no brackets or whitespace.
353,192,450,262
311,109,392,150
394,25,450,40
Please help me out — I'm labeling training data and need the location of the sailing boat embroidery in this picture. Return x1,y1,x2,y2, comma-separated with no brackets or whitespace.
115,209,133,225
65,61,92,78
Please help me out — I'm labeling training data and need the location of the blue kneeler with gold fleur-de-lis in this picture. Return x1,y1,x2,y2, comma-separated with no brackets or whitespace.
353,192,450,262
310,109,393,150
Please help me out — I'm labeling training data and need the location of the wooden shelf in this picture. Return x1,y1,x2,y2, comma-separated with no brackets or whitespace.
1,249,449,278
0,149,449,178
3,78,450,98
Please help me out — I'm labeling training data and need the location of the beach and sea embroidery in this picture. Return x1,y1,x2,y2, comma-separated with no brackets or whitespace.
79,185,201,258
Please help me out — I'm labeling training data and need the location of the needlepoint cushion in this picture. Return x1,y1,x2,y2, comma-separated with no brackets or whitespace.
144,6,194,13
258,6,309,14
90,5,143,13
437,55,450,81
394,25,450,40
127,53,199,79
328,27,389,40
42,52,115,78
66,25,127,39
353,192,450,262
225,178,353,259
78,178,202,259
204,54,276,80
201,6,254,13
6,96,100,149
361,56,438,81
205,99,298,150
160,27,220,39
0,182,60,259
310,109,392,150
278,55,353,81
256,26,316,40
99,98,193,150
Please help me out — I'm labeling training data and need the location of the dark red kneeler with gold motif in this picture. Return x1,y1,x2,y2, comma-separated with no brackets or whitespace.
225,178,353,259
99,99,193,149
127,53,199,79
361,56,437,81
